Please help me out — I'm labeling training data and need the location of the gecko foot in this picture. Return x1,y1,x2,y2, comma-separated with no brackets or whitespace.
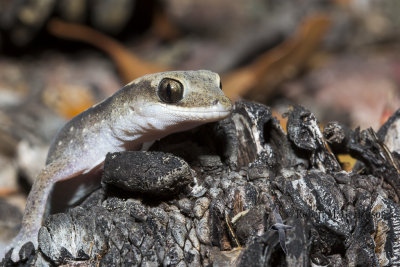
3,231,38,263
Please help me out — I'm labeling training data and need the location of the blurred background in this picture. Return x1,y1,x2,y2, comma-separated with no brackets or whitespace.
0,0,400,236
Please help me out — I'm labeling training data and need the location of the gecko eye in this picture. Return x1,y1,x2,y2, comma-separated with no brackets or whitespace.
158,78,184,104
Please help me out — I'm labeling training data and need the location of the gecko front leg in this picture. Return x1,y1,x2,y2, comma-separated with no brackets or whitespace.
5,160,82,262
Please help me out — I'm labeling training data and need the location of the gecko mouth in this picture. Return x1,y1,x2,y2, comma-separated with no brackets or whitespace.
195,110,232,121
139,102,233,123
169,101,232,113
166,105,232,121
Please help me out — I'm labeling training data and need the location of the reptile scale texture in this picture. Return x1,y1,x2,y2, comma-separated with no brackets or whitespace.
1,70,232,262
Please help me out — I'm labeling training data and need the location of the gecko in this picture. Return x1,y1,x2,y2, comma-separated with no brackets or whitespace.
2,70,232,262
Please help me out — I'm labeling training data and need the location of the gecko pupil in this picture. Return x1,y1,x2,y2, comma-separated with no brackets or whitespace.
166,83,172,99
158,78,183,104
219,81,223,90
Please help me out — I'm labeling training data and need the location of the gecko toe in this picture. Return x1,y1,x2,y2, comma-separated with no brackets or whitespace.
5,232,38,262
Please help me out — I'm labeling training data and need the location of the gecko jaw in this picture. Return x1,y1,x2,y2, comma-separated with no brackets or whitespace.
162,102,232,120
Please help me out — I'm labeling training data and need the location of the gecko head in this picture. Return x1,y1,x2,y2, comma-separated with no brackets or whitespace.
126,70,232,133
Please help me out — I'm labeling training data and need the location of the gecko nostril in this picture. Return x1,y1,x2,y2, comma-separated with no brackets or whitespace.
212,99,219,105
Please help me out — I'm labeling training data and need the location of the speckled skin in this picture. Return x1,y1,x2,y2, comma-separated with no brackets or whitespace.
4,70,232,262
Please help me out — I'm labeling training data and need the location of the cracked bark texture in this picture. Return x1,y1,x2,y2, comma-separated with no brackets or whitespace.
3,100,400,266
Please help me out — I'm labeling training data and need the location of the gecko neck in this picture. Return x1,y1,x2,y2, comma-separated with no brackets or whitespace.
107,105,166,151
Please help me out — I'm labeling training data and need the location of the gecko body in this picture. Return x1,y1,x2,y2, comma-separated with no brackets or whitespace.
3,70,232,262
